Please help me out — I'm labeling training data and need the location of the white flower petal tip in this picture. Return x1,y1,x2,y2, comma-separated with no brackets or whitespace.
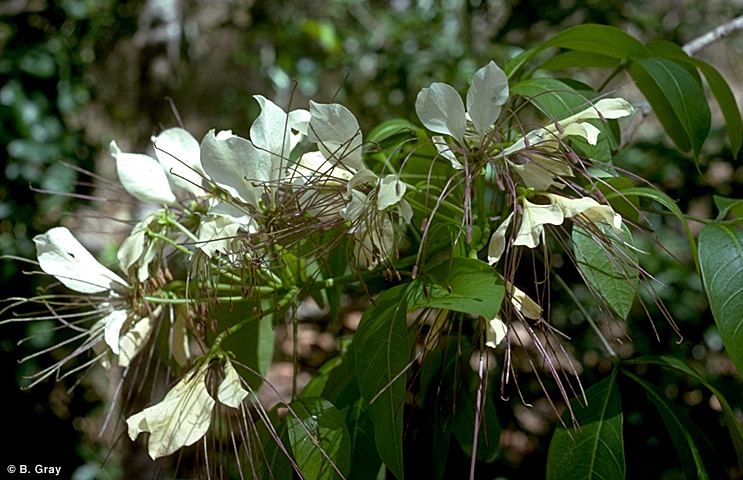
308,101,365,172
126,365,215,460
34,227,128,293
151,128,205,196
110,141,176,205
544,194,623,230
432,136,462,169
377,175,407,210
485,317,508,349
217,360,249,409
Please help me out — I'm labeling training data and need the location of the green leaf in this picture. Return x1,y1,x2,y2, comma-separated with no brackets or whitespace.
511,78,591,119
546,370,625,480
623,370,712,480
629,58,711,156
209,301,274,389
539,50,621,71
367,118,419,146
347,399,382,480
542,24,649,60
287,397,351,480
572,224,638,320
414,257,505,320
713,195,743,220
647,40,742,156
699,223,743,376
626,355,743,468
451,375,501,463
607,186,699,273
354,284,414,480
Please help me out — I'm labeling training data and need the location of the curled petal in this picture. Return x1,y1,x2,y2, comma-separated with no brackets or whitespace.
507,282,542,320
485,316,508,348
118,316,153,368
432,136,462,169
103,309,128,355
415,82,466,142
126,364,215,459
544,194,622,230
487,212,514,266
514,199,564,249
217,360,249,408
377,175,407,211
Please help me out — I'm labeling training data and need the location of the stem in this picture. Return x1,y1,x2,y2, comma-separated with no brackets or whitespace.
148,231,192,255
553,273,617,358
165,214,200,242
683,14,743,55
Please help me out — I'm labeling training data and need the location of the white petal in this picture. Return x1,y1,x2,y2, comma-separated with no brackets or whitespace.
117,212,156,274
487,212,514,265
353,216,395,270
118,316,153,367
217,360,249,408
110,141,176,205
200,129,270,208
509,154,573,190
152,128,205,196
289,150,354,185
415,82,466,142
507,282,542,319
308,101,365,172
545,194,622,230
288,108,311,151
126,364,215,459
196,214,241,257
103,309,128,355
251,95,296,182
485,316,508,348
34,227,128,293
514,199,564,248
466,61,508,137
348,168,378,190
397,199,414,225
563,122,601,145
432,136,462,169
340,190,368,225
377,175,407,210
170,310,191,367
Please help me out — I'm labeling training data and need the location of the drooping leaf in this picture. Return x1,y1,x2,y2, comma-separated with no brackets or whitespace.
629,58,711,156
414,257,505,320
627,355,743,468
623,370,713,480
699,223,743,376
647,40,742,156
572,224,637,320
546,370,625,480
354,284,414,479
287,397,351,480
346,399,383,480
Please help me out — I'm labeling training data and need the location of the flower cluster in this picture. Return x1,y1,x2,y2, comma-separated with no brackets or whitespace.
4,59,636,463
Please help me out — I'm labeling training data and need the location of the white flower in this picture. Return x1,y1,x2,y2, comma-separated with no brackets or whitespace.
486,316,508,348
501,98,634,157
127,359,249,459
416,61,509,145
485,283,542,348
110,127,205,205
33,227,152,368
117,212,159,283
487,194,622,263
201,96,309,209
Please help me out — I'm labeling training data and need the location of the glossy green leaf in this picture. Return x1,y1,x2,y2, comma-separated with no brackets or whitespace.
713,195,743,220
366,118,419,146
699,223,743,376
414,257,505,320
629,58,710,156
511,78,590,119
539,50,621,71
547,371,625,480
347,399,382,480
624,371,712,480
209,301,275,389
648,40,742,156
287,397,351,480
627,355,743,467
572,224,638,319
354,284,414,480
607,186,699,273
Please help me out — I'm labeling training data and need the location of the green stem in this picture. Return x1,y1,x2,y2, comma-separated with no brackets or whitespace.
165,214,200,242
148,231,192,255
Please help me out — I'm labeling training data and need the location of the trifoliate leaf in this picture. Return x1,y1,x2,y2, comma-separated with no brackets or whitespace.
110,141,176,205
34,227,128,294
415,82,466,142
467,60,508,138
200,129,270,208
308,101,365,173
151,128,205,196
126,364,215,459
217,360,249,408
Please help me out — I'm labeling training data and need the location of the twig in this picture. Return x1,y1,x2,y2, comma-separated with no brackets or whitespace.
683,14,743,55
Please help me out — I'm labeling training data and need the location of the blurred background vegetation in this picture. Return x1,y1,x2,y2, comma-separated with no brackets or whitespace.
1,0,741,478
